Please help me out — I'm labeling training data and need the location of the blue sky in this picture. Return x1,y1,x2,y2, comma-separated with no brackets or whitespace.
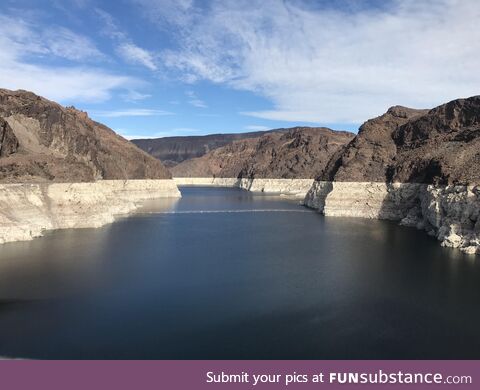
0,0,479,139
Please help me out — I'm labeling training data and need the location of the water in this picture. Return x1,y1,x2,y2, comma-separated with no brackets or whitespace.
0,186,479,359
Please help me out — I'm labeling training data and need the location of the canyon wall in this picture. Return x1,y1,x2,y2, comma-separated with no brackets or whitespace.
0,179,181,244
132,129,285,167
173,177,314,197
0,89,172,183
304,181,480,254
171,127,354,178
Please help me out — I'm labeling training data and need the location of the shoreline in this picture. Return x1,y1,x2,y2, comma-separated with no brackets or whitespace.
173,177,314,198
0,179,181,245
304,181,480,255
175,177,480,255
1,177,478,255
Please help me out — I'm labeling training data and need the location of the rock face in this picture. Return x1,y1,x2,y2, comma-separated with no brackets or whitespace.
390,97,480,184
304,96,480,255
0,180,180,244
0,118,18,157
173,177,314,198
132,129,285,167
304,181,480,254
0,89,172,182
322,96,480,185
321,106,429,181
171,127,354,178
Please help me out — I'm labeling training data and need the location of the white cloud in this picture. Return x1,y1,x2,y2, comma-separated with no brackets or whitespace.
118,127,201,139
185,90,207,108
95,8,128,40
141,0,480,123
90,109,174,117
96,8,158,71
119,133,154,140
117,42,158,71
43,27,104,61
132,0,196,27
0,63,134,103
120,90,152,102
245,125,270,131
0,14,103,62
0,15,135,103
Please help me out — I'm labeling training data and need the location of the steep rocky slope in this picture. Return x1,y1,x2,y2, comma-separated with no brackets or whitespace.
0,89,171,182
132,129,286,167
390,97,480,184
306,96,480,254
171,127,354,178
320,106,429,181
321,96,480,185
0,118,18,157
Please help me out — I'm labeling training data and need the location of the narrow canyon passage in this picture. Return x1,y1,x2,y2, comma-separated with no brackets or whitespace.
0,187,478,359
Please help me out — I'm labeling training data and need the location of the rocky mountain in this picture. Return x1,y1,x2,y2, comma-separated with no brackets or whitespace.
131,129,287,167
322,96,480,185
0,89,171,182
321,106,428,181
171,127,355,178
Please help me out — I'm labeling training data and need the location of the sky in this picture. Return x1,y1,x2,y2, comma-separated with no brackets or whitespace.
0,0,479,139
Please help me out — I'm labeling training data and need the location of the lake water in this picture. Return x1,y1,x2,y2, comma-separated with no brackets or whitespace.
0,186,479,359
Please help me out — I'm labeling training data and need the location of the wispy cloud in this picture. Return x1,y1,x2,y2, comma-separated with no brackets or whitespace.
118,127,201,139
96,8,158,71
137,0,480,123
90,108,174,117
132,0,196,28
117,42,158,71
185,90,207,108
43,27,104,61
0,14,103,62
0,13,134,103
120,90,152,102
245,125,270,131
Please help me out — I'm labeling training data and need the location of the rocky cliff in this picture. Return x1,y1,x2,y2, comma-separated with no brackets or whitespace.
0,89,180,245
0,180,180,244
0,89,172,182
321,97,480,185
0,118,18,157
171,127,354,178
321,106,428,181
305,96,480,254
132,129,285,167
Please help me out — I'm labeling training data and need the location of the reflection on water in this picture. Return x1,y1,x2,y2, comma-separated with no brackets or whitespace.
0,186,479,359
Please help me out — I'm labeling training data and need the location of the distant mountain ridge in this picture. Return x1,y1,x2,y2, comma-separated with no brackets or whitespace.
131,128,289,167
171,127,355,179
139,95,480,186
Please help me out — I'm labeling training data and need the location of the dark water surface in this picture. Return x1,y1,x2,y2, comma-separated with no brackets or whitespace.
0,186,479,359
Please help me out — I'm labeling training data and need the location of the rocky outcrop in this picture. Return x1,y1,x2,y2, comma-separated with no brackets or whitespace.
173,177,240,186
0,89,181,245
320,106,429,181
0,180,180,244
389,97,480,184
237,178,314,197
303,96,480,255
132,129,285,167
321,96,480,185
304,181,479,254
0,89,172,182
0,118,18,157
171,127,354,178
